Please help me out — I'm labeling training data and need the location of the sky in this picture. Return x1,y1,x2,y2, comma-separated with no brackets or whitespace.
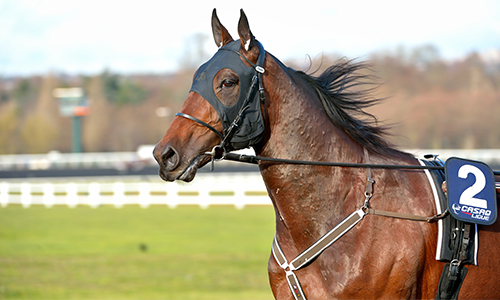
1,0,499,76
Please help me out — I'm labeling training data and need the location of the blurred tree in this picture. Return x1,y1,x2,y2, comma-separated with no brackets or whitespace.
12,78,38,107
0,44,498,153
409,44,441,67
1,91,8,103
12,74,62,154
82,75,112,152
36,74,59,120
101,71,147,106
21,113,57,154
0,102,19,154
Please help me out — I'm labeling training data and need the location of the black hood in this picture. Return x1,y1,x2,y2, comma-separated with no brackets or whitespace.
189,40,265,151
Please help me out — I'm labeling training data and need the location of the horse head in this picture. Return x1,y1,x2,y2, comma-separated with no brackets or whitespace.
153,9,266,182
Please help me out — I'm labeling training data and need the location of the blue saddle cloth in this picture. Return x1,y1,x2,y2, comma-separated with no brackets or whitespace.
421,157,477,265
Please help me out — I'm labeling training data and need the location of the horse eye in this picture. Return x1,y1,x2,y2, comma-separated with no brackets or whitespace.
221,79,236,88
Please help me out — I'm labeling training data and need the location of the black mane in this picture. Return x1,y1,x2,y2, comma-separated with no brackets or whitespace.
291,59,409,158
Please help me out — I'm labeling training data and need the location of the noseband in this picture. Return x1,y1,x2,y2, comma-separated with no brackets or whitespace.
175,40,266,168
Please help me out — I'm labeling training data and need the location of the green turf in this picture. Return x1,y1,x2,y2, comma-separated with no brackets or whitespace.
0,205,276,299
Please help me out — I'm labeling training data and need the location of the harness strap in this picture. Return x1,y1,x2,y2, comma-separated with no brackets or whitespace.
364,148,374,207
362,148,450,223
271,237,307,300
367,208,450,223
272,209,367,300
272,150,372,300
291,209,366,270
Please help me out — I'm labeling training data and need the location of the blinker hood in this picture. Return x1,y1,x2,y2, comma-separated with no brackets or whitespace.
189,40,265,151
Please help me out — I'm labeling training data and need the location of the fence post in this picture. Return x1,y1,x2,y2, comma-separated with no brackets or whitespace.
67,183,78,208
89,182,100,208
139,182,150,208
43,183,54,208
113,182,124,208
166,182,178,208
0,182,8,207
234,181,245,210
198,182,209,209
21,182,31,208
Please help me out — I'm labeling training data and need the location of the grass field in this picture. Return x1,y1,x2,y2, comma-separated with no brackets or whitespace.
0,205,276,299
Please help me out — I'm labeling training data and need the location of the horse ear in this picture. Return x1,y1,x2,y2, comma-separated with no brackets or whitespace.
237,9,258,56
211,8,234,48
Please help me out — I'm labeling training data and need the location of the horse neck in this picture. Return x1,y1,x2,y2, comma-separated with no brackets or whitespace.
257,56,364,160
254,57,368,248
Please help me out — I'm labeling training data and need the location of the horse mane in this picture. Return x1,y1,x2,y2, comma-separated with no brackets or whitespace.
290,58,410,158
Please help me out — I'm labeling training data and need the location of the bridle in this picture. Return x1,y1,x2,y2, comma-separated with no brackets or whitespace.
176,40,266,170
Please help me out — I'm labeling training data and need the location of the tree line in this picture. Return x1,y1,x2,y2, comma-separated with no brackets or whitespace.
0,44,499,154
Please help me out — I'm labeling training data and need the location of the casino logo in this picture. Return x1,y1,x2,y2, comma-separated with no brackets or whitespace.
451,203,461,215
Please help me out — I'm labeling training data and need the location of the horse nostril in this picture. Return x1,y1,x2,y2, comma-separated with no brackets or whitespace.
162,146,180,172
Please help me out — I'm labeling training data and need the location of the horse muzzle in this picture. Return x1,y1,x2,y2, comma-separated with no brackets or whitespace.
153,143,209,182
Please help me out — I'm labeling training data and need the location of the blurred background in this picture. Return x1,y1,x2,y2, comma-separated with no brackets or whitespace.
1,0,500,299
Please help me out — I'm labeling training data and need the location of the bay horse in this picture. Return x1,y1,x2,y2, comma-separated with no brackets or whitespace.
153,9,500,299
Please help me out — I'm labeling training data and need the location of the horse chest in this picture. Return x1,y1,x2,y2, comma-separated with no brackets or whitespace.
269,209,426,299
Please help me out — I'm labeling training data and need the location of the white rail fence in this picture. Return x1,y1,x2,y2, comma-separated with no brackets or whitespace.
0,173,270,209
3,149,500,209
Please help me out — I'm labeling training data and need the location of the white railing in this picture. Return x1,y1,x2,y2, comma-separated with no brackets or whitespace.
0,146,156,171
0,151,145,171
2,149,500,210
0,173,270,209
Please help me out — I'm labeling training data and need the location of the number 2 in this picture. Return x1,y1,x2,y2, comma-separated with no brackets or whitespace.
458,164,488,209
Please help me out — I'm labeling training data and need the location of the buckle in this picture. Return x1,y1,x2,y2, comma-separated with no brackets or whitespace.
255,66,265,74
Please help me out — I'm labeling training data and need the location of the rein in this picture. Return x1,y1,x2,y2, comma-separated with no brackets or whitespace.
224,152,500,175
224,152,445,170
